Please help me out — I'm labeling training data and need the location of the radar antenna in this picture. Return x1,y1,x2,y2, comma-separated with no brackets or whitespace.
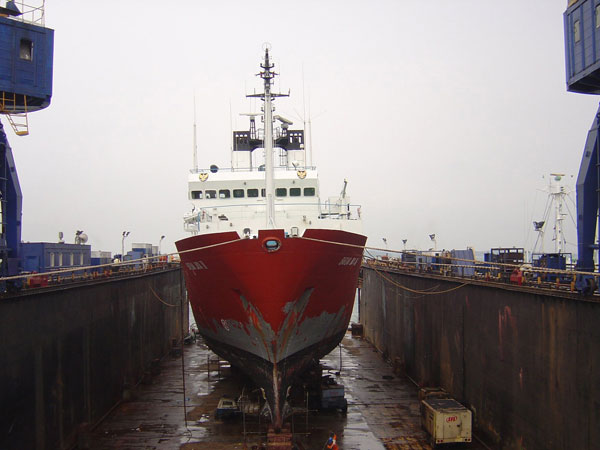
240,113,261,140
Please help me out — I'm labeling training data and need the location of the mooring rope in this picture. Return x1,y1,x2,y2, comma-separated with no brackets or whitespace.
298,235,367,249
149,286,177,307
368,259,469,295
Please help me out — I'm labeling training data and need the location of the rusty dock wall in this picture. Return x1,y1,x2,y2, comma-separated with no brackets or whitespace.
0,266,186,450
359,266,600,450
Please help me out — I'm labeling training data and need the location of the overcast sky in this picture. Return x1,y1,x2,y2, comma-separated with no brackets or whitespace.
8,0,598,257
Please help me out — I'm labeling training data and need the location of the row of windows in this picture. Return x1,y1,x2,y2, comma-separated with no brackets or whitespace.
49,252,84,267
191,187,316,200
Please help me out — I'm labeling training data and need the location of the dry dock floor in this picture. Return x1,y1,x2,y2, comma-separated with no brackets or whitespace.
88,333,485,449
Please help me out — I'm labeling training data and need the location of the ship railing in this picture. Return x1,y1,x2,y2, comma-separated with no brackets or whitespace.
189,166,317,174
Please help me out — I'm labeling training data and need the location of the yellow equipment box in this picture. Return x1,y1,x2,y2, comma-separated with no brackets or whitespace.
421,398,472,446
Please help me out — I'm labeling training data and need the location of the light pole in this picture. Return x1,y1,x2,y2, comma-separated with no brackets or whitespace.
121,231,130,261
402,239,407,251
159,235,165,255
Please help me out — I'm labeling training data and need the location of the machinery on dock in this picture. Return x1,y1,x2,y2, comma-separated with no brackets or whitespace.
421,398,472,447
532,253,571,282
318,375,348,413
486,248,525,281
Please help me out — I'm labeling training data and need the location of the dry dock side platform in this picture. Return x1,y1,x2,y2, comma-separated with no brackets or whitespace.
86,333,485,449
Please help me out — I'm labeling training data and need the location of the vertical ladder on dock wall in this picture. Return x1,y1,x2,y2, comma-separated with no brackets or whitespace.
0,93,29,136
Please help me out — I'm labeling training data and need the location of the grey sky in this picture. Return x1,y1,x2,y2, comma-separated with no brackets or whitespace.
10,0,597,256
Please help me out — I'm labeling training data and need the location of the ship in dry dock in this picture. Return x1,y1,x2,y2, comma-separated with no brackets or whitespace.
176,47,366,429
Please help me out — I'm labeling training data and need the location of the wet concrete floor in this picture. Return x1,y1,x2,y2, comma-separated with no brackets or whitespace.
88,333,486,449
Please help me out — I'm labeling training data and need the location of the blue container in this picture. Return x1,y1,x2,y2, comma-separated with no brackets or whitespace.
0,16,53,111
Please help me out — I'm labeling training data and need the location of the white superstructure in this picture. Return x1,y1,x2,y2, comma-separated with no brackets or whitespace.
183,166,362,238
183,48,362,239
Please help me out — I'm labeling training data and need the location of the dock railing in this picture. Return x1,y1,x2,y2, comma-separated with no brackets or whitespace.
362,249,597,295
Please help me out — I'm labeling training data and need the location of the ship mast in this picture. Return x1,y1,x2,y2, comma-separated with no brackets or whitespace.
533,173,571,255
550,173,568,254
248,46,288,229
262,49,276,228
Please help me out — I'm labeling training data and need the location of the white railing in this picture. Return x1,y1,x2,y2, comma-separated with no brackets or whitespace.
189,165,317,174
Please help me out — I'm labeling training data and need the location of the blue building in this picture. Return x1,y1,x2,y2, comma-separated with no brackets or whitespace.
21,242,91,273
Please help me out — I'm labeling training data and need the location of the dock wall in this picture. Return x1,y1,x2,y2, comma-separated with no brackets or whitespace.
0,267,186,450
359,266,599,450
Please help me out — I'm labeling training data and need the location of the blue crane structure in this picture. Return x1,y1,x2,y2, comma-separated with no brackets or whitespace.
564,0,600,292
0,1,53,290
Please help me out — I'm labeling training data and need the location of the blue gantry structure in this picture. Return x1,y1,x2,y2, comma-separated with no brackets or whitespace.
0,1,53,289
564,1,600,289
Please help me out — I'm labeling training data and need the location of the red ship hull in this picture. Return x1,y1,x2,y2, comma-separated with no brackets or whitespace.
176,228,366,428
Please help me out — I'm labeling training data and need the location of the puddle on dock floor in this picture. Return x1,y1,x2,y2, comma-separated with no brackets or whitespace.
88,334,485,449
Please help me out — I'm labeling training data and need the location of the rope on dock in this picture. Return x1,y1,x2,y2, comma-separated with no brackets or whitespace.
368,258,469,296
298,235,367,249
149,286,178,307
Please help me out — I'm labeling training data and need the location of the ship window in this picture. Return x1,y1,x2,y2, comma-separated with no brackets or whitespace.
219,189,231,199
58,253,63,266
247,189,259,198
290,188,301,197
233,189,245,198
70,253,74,266
261,188,266,197
205,190,217,199
597,5,600,28
19,39,33,61
191,190,203,199
276,188,287,197
304,187,315,196
574,20,581,42
79,253,83,265
49,252,55,267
